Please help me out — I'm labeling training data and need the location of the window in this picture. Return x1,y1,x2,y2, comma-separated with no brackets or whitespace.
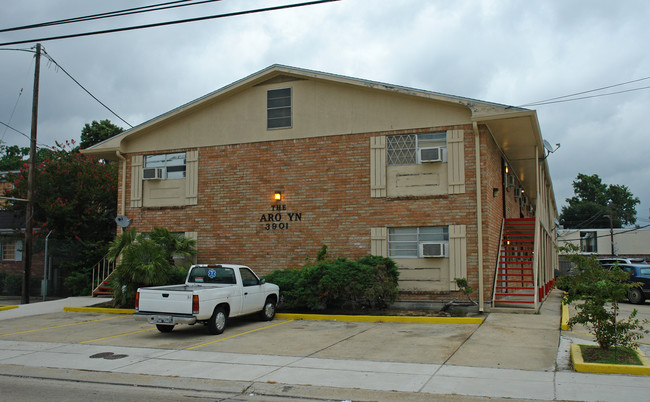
579,231,597,253
386,132,446,165
144,152,186,179
239,268,260,286
388,227,449,258
267,88,292,129
1,239,22,261
188,266,235,284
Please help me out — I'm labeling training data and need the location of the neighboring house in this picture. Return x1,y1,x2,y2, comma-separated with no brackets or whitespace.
0,210,24,276
83,65,558,311
558,228,650,258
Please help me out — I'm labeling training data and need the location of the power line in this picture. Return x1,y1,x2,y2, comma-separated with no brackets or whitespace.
518,76,650,107
40,48,133,128
0,0,221,33
0,0,341,47
0,47,132,128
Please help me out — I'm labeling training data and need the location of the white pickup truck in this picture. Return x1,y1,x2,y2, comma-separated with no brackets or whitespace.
134,264,279,334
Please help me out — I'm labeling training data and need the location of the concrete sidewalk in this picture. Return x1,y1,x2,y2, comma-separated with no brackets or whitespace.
1,290,649,401
0,297,98,321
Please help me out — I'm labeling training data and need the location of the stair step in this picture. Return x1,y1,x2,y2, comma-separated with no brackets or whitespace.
496,286,535,290
493,300,535,304
495,293,535,297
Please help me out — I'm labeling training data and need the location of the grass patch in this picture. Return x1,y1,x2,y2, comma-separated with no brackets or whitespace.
580,345,643,365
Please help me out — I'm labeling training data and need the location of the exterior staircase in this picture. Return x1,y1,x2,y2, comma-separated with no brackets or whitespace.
493,218,536,307
91,254,115,298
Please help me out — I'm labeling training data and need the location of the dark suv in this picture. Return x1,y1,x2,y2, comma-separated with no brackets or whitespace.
602,263,650,304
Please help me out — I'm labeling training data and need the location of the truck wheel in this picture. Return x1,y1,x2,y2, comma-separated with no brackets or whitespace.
208,306,227,335
628,288,645,304
156,324,174,333
260,297,276,321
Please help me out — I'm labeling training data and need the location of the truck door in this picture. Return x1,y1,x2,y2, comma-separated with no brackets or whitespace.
239,267,267,314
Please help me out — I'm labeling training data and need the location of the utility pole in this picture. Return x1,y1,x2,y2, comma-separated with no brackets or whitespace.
21,43,40,304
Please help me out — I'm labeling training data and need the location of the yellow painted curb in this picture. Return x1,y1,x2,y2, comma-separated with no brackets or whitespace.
275,313,483,324
64,306,135,314
571,344,650,375
0,305,18,311
561,302,570,330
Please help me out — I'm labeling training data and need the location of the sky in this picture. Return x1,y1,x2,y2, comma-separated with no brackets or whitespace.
1,0,649,227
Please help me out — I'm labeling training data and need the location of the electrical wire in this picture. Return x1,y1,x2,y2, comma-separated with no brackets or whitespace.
0,0,221,33
0,0,341,47
40,48,133,128
518,76,650,107
1,56,34,142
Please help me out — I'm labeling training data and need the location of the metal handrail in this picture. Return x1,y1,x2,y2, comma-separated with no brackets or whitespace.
91,253,115,295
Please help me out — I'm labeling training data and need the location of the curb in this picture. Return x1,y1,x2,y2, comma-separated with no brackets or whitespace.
275,313,483,324
570,344,650,375
61,308,483,324
0,305,18,311
64,306,135,314
561,302,570,330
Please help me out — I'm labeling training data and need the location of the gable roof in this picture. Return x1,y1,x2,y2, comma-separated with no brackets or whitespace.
82,64,554,214
84,64,526,156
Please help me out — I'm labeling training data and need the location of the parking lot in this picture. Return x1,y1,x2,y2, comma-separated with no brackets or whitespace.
0,310,480,365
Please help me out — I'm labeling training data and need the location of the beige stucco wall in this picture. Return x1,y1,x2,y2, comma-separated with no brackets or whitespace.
558,228,650,255
120,77,472,154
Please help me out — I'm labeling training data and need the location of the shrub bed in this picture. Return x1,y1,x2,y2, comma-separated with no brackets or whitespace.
263,252,399,311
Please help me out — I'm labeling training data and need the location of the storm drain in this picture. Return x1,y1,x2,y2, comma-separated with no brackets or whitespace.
89,352,128,360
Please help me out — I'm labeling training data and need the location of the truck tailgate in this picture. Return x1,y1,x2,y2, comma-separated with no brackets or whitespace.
138,289,194,315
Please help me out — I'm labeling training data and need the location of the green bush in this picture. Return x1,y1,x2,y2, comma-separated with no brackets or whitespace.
109,227,196,307
4,274,23,296
263,251,399,311
1,273,40,296
557,244,649,350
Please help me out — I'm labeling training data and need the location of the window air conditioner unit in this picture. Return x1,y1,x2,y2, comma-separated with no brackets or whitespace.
418,147,443,163
514,187,523,199
142,167,165,180
419,242,448,258
505,173,515,188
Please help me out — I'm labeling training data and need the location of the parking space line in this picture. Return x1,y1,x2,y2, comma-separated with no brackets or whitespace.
0,315,125,337
186,319,294,350
81,327,156,343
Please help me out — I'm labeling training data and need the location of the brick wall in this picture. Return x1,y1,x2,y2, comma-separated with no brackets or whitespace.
122,124,514,302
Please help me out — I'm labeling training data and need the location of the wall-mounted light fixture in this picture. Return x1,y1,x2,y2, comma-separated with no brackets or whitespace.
274,191,282,202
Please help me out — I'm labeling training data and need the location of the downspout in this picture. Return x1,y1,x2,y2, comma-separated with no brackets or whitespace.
115,151,126,216
473,122,485,312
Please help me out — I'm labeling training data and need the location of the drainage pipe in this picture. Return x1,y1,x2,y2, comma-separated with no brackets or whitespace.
473,122,485,312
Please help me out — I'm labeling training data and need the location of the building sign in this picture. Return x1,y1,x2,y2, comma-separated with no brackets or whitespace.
259,204,302,230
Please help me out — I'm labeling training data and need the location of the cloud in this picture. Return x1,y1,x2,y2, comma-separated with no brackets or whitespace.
1,0,649,222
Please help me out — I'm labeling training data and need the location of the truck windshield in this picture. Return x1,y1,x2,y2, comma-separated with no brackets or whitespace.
188,267,236,284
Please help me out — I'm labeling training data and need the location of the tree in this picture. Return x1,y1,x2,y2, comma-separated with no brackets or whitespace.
80,119,124,149
108,227,197,306
556,244,648,350
0,145,51,171
4,140,118,295
560,173,640,228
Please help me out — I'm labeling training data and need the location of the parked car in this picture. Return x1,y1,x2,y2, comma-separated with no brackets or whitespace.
597,257,648,265
134,264,279,334
602,263,650,304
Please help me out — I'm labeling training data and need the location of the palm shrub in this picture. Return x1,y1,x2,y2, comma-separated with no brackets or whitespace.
108,227,196,307
556,244,648,350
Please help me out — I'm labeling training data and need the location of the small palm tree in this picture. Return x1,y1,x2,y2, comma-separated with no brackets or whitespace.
108,227,197,307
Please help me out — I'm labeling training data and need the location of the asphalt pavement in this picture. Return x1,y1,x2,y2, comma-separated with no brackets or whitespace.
1,291,649,401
